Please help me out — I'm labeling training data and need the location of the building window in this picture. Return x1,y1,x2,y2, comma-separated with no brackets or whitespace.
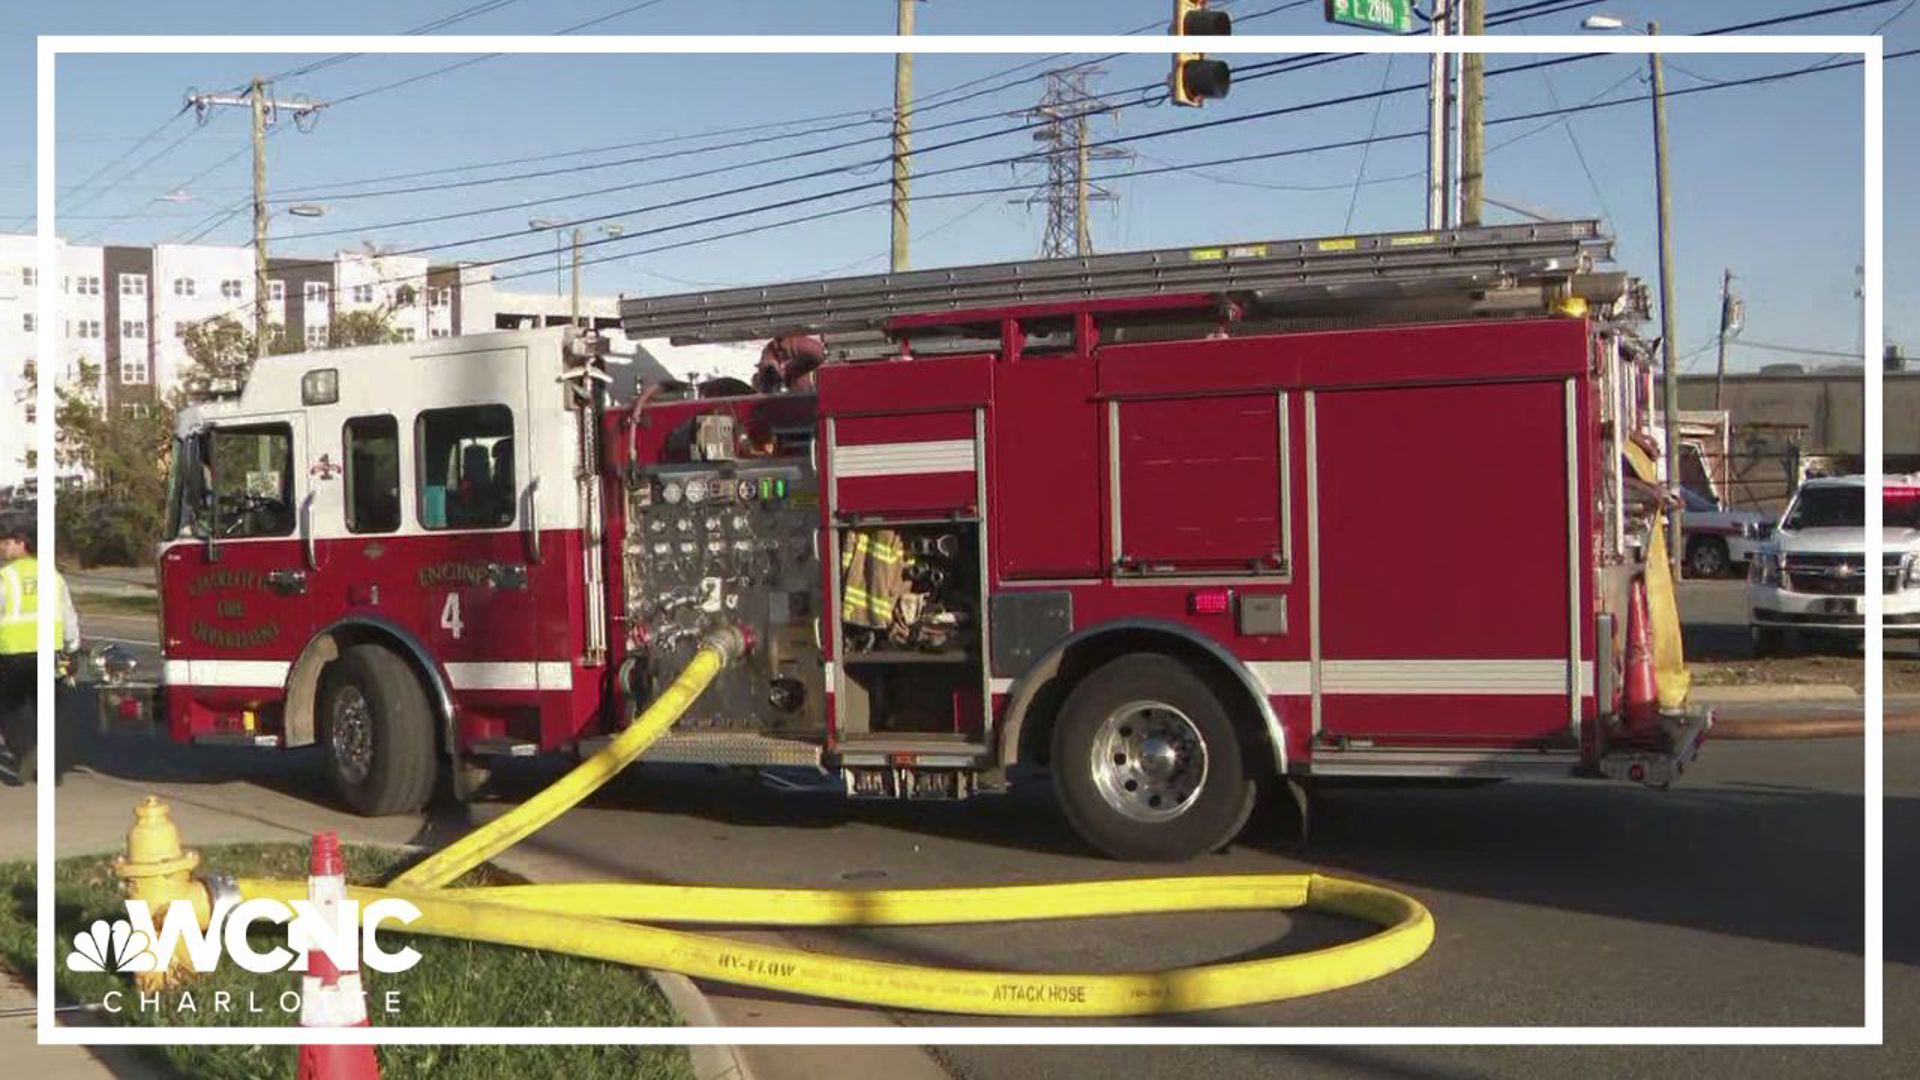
172,277,196,297
344,415,401,534
122,402,151,419
304,282,329,304
21,313,33,333
173,321,192,340
305,324,329,349
119,273,146,297
21,267,36,287
429,327,450,339
430,287,452,309
22,403,33,424
76,275,101,296
268,280,285,302
220,278,245,300
397,327,417,342
417,404,514,530
352,284,375,304
121,319,146,340
120,357,149,385
71,318,101,339
394,284,417,307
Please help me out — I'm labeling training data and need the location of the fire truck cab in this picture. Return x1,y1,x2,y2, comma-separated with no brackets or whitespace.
133,221,1710,861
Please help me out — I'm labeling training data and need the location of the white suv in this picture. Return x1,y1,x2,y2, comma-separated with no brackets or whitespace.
1747,475,1920,654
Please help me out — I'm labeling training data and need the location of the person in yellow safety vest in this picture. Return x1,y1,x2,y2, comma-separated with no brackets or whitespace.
0,510,76,785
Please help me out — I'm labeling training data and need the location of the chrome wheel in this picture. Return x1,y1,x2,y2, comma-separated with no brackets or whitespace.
1088,701,1208,824
329,685,375,787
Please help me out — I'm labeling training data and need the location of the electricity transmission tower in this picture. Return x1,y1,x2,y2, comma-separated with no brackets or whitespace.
1016,68,1131,259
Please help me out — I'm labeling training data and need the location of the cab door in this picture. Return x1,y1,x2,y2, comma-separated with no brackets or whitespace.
159,413,315,740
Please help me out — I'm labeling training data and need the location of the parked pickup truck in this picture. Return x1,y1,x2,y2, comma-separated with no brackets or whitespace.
1747,475,1920,654
1679,486,1774,578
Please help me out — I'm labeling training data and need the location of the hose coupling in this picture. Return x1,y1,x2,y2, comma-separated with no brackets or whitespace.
702,624,753,665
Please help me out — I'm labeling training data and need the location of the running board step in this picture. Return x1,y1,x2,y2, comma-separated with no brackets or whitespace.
578,731,825,767
1308,748,1580,779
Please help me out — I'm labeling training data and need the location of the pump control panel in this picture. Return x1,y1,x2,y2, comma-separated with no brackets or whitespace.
622,457,824,732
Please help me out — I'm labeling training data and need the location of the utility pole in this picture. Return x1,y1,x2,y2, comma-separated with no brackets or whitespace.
1426,0,1449,228
1714,269,1739,410
1018,69,1129,259
1448,0,1465,226
1460,0,1485,225
571,228,582,329
1648,21,1684,578
890,0,916,272
188,81,324,362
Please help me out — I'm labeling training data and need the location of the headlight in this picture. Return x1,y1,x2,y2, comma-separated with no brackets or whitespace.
1906,554,1920,589
1750,552,1782,586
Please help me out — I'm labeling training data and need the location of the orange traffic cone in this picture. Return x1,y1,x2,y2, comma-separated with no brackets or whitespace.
296,831,379,1080
1622,577,1660,735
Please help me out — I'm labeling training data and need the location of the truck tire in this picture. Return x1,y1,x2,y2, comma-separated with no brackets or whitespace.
1052,653,1256,862
1686,536,1730,579
316,645,437,816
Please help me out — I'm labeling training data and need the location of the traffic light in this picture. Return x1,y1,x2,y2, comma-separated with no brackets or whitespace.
1169,0,1232,107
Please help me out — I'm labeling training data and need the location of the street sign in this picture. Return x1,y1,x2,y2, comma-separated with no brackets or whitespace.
1325,0,1414,34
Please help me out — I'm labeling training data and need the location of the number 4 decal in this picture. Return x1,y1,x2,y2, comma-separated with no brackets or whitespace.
440,593,465,640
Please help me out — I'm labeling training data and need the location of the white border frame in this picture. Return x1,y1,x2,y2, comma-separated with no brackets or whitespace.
32,31,1883,1047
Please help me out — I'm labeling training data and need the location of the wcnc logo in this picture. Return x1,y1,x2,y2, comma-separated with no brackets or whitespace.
65,897,423,977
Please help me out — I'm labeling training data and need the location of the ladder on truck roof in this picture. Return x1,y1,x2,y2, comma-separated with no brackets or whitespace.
618,219,1632,346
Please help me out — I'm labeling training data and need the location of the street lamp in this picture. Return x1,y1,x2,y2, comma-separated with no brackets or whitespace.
287,203,326,219
1587,14,1683,580
529,218,563,297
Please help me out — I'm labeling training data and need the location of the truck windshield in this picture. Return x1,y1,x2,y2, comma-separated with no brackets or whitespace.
1782,487,1920,530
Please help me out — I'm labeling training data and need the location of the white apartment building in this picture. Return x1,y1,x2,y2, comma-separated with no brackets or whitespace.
0,237,762,491
0,234,112,491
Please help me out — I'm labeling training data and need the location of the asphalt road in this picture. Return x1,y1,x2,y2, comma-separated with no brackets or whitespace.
17,585,1911,1076
12,696,1911,1076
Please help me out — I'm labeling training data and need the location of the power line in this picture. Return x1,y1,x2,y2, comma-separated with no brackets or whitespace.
1342,55,1395,232
262,0,532,84
279,51,1599,253
192,43,1916,319
55,0,674,243
1734,339,1864,359
257,1,1308,207
327,1,678,107
486,47,1914,289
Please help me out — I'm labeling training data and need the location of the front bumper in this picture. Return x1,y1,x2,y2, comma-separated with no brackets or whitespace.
1748,582,1920,634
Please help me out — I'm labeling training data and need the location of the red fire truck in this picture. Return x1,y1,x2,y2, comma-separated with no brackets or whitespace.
120,221,1709,861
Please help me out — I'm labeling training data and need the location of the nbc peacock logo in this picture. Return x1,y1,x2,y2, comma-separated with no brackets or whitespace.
65,918,159,974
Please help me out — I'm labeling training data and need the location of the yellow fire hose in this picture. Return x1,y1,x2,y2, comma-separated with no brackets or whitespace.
130,626,1435,1016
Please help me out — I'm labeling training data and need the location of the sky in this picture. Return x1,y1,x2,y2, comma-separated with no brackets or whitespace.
1,0,1914,373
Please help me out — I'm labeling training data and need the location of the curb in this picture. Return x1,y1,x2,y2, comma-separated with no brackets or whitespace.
648,970,755,1080
1710,711,1920,740
1689,684,1859,704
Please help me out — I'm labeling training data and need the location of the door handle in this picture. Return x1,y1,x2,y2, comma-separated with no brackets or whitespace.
301,492,318,570
266,569,308,595
523,477,543,564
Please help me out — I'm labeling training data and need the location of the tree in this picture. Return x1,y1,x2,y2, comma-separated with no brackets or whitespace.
176,315,296,397
328,308,405,349
53,359,172,566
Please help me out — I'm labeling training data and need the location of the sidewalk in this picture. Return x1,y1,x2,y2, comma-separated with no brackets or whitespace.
0,970,164,1079
0,765,938,1080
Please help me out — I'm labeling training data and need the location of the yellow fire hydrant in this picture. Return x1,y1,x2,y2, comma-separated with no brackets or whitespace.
111,796,209,992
